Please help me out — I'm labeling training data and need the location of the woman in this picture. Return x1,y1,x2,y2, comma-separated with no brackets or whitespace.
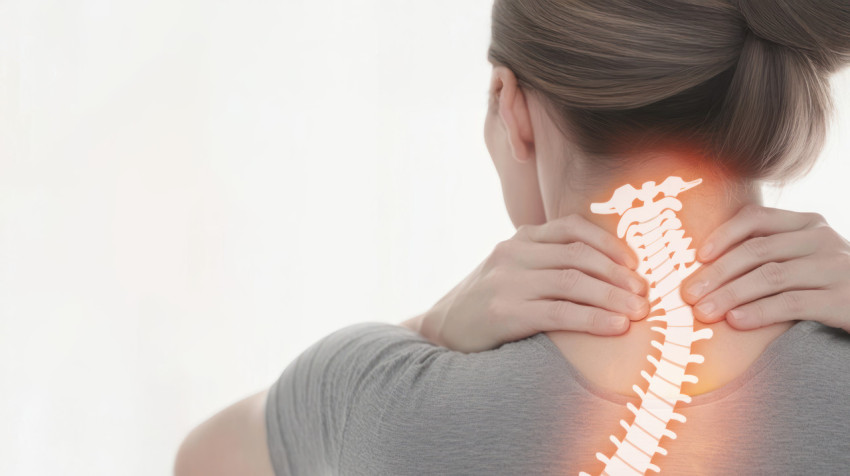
175,1,850,474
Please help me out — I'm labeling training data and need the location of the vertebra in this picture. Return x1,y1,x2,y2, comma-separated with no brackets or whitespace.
579,176,712,476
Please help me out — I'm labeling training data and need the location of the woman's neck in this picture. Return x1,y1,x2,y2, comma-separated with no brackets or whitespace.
552,153,764,248
544,154,794,397
546,319,795,397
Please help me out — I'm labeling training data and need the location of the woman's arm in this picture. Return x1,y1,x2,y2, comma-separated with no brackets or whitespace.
174,389,275,476
400,313,425,334
176,323,434,476
399,214,650,353
681,204,850,332
403,205,850,353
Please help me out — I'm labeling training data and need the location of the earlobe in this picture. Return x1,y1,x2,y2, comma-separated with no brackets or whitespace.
494,68,535,164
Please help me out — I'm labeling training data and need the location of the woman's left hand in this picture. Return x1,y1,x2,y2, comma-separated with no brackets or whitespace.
681,204,850,333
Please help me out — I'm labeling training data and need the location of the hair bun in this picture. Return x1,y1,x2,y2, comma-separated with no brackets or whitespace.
737,0,850,74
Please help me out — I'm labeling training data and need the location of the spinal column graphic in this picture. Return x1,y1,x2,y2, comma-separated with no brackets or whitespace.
579,176,713,476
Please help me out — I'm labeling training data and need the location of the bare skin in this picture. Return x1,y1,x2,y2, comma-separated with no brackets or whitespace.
407,64,850,397
175,63,850,475
174,389,274,476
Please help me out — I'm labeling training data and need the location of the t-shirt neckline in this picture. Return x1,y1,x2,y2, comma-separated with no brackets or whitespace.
532,319,819,408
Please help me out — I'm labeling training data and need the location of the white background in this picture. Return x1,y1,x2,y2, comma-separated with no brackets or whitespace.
1,1,848,475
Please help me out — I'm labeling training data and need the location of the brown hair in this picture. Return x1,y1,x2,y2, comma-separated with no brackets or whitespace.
487,0,850,184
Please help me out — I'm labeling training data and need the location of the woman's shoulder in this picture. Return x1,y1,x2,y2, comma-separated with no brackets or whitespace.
780,320,850,375
329,324,583,474
311,321,570,410
740,320,850,406
806,319,850,344
299,321,558,391
322,320,554,364
774,320,850,361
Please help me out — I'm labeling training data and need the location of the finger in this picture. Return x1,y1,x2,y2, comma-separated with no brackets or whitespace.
724,290,843,330
698,205,823,262
530,268,649,320
525,299,630,336
691,257,836,323
519,214,638,269
682,228,820,303
516,241,646,295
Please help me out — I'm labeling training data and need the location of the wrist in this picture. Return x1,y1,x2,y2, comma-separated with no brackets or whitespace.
418,308,446,346
400,314,424,334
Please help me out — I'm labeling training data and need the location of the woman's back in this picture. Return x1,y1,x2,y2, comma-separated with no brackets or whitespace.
265,320,850,475
547,315,795,398
181,1,850,474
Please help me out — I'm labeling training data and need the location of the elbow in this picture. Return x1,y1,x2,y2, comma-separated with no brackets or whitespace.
172,389,275,476
174,425,207,476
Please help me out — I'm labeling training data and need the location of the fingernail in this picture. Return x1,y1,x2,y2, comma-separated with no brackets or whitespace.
609,315,628,329
628,295,647,313
686,281,707,299
699,243,714,261
695,301,716,318
628,277,643,294
728,309,748,326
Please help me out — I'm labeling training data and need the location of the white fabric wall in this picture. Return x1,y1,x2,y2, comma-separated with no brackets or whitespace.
0,1,847,475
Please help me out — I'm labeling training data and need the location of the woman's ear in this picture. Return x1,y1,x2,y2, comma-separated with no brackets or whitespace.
486,65,547,229
492,66,536,163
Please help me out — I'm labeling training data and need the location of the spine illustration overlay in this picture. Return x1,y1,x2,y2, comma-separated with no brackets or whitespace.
579,176,713,476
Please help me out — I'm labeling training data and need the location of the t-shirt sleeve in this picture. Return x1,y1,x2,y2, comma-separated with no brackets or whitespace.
264,321,435,476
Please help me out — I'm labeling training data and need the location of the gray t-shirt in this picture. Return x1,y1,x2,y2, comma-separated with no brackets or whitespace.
265,320,850,475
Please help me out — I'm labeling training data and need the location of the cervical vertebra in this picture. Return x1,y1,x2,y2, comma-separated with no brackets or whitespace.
579,176,713,476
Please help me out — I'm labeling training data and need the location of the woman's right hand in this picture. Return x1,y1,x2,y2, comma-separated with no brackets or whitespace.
417,214,650,353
